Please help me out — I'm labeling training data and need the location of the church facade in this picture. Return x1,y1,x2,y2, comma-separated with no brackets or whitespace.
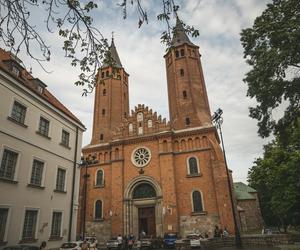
77,18,235,241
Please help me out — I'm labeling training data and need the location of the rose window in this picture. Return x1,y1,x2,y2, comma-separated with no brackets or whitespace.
131,147,151,167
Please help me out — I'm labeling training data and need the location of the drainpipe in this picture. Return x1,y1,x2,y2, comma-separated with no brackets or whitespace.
68,126,79,241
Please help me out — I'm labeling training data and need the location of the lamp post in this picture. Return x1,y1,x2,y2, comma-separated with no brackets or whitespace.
212,108,242,247
80,154,98,240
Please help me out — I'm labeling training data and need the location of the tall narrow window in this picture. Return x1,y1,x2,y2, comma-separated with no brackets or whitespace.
183,91,187,99
0,149,18,180
56,168,66,192
185,117,190,125
22,210,38,240
192,191,203,212
30,159,44,186
96,170,104,186
103,89,106,96
38,117,50,137
180,49,185,56
61,130,70,147
101,72,104,78
0,208,9,241
175,50,179,58
129,123,133,133
148,119,153,128
102,109,105,115
188,157,199,175
50,212,62,237
100,134,104,141
95,200,103,219
106,71,109,77
180,69,184,76
11,101,27,124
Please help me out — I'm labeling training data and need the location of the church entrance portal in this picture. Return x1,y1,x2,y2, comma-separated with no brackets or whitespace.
138,207,156,237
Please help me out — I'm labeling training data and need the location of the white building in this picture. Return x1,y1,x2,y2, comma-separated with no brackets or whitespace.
0,49,85,249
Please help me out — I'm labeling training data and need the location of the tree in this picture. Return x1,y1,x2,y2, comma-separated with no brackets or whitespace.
0,0,199,95
240,0,300,138
248,118,300,231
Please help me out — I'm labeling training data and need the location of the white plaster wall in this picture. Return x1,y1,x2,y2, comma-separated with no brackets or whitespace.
0,70,84,249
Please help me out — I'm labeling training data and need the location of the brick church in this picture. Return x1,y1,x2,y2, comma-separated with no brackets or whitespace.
78,17,236,241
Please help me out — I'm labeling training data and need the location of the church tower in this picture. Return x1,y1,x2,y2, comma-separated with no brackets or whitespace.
91,38,129,144
164,17,212,130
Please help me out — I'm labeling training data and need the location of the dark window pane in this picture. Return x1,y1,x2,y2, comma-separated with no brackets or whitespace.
0,149,18,180
38,117,50,136
192,191,203,212
22,210,38,239
95,200,102,219
189,157,198,175
96,170,103,186
56,168,66,191
133,183,156,199
61,130,70,147
0,208,8,241
11,101,26,124
30,160,44,186
51,212,62,237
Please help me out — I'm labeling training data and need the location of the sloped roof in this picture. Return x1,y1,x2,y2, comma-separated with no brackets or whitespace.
0,48,85,128
102,38,122,69
234,182,257,200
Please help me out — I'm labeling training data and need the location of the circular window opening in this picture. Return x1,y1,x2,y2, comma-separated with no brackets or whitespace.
131,147,151,167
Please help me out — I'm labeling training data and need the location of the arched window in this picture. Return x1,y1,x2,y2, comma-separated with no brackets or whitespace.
192,191,203,212
94,200,103,219
100,134,104,141
137,112,143,122
183,91,187,99
180,49,185,56
133,183,156,199
180,69,184,76
103,89,106,96
162,140,168,152
129,123,133,133
175,50,179,58
96,169,104,186
148,119,152,128
188,157,199,175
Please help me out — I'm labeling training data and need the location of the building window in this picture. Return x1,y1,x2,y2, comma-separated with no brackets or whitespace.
61,130,70,147
11,101,27,124
124,112,127,118
103,89,106,96
183,91,187,99
180,49,185,56
12,66,20,76
0,208,9,241
94,200,103,220
30,159,44,186
22,210,38,240
96,170,104,186
180,69,184,76
138,127,143,135
188,157,199,175
101,72,104,78
106,71,109,77
129,123,133,133
148,119,152,128
0,149,18,180
185,117,190,125
137,112,143,122
100,134,104,141
175,50,179,58
38,117,50,137
56,168,66,192
50,211,62,237
192,191,203,212
102,109,105,115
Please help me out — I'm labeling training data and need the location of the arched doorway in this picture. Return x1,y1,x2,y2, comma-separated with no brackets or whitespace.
123,176,163,238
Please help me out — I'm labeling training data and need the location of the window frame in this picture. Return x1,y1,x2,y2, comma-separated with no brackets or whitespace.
29,158,45,187
50,210,63,238
61,129,70,148
55,167,67,192
0,146,20,182
186,156,200,176
95,169,104,187
10,100,27,125
20,207,39,241
0,205,11,242
37,116,50,137
191,190,204,213
94,200,103,220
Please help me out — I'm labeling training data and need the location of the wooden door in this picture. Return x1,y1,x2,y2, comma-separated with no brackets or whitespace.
138,207,156,237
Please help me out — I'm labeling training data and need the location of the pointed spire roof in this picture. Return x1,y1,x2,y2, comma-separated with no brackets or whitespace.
171,16,195,47
102,37,123,68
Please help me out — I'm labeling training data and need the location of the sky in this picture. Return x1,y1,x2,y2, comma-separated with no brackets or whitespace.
2,0,273,183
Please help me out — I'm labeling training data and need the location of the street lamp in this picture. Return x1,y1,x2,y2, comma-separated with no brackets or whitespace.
212,108,242,247
80,154,98,240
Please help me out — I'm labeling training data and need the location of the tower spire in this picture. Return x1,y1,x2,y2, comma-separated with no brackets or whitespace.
102,35,122,68
171,16,195,47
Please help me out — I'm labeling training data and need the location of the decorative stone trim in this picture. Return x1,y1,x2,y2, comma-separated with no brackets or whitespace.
27,183,45,189
0,177,18,184
54,189,67,194
191,211,207,216
94,184,105,189
36,131,51,140
186,173,202,178
7,116,28,128
59,142,71,150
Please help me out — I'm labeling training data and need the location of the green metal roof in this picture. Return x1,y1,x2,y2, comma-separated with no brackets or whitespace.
234,182,257,200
